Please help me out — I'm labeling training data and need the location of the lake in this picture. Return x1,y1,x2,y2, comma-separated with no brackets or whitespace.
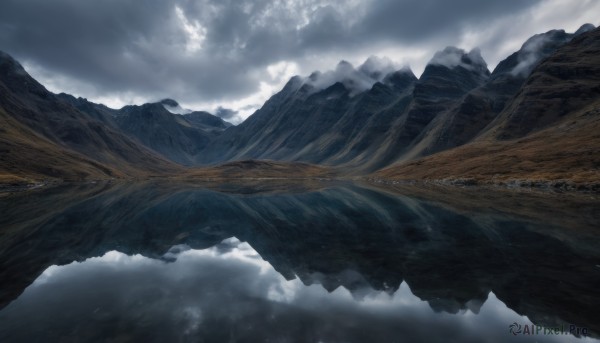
0,181,599,342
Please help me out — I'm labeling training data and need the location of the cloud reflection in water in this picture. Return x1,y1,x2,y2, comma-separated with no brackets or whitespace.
1,237,595,343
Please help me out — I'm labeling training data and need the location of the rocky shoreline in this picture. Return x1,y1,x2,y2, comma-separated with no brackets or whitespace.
3,176,599,195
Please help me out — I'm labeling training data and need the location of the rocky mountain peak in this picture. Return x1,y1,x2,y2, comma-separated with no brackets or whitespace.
417,47,490,100
357,56,397,80
382,68,418,91
427,46,489,75
0,51,25,73
0,50,48,96
158,98,192,114
574,23,595,35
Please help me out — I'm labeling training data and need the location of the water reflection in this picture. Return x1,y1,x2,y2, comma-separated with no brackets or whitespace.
0,181,599,342
1,237,595,343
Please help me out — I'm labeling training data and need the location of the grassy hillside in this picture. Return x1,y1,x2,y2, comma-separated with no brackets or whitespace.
372,102,600,188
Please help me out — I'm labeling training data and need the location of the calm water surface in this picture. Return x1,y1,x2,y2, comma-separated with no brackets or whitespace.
0,181,598,342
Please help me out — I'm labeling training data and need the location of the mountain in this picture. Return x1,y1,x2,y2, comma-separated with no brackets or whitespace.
374,25,600,188
485,25,600,139
198,62,419,166
199,48,489,171
0,51,180,183
54,96,233,166
404,25,593,158
114,102,211,165
355,47,489,170
413,47,489,100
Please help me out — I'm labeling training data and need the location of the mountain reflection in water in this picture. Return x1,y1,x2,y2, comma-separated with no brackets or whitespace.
0,181,599,342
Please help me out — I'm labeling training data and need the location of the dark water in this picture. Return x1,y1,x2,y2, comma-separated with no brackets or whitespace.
0,181,599,342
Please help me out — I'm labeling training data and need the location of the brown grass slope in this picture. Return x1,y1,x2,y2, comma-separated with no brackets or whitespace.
185,160,336,179
373,28,600,186
0,107,127,183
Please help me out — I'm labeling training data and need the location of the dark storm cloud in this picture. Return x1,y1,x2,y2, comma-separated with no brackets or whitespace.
295,0,543,52
356,0,541,42
0,0,543,107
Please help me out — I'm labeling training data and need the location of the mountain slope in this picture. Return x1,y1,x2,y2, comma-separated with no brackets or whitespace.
56,93,119,126
373,103,600,188
52,95,232,166
0,106,121,183
0,51,180,182
485,26,600,139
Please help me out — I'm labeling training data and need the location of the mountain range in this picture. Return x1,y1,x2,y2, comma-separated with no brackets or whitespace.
0,23,598,189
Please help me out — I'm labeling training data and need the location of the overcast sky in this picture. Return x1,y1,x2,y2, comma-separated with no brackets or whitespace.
0,0,597,123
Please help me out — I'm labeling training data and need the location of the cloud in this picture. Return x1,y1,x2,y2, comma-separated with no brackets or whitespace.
2,238,584,343
0,0,596,121
511,34,557,76
358,56,398,80
304,56,401,95
507,24,594,77
162,99,192,114
215,106,238,120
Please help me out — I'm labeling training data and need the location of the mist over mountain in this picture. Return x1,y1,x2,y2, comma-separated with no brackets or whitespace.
303,57,401,96
160,99,192,115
